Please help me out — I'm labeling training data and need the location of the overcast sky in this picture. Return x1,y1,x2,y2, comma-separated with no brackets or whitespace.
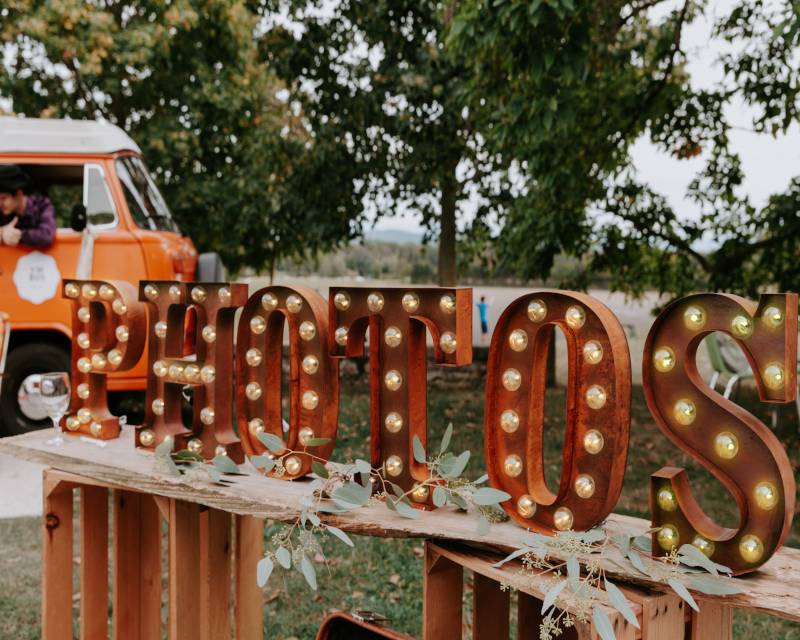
374,0,800,239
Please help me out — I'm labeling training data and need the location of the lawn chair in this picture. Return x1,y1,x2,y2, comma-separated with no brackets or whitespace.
705,333,800,429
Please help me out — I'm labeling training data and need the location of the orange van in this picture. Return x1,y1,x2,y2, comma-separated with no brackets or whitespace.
0,117,222,435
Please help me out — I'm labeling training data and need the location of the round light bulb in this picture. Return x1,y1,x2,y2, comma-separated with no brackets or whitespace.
565,306,585,329
77,407,92,424
115,325,129,342
82,284,98,299
502,368,522,391
583,341,603,364
367,292,384,312
739,534,764,563
763,362,785,389
77,307,91,323
509,329,528,352
585,385,607,409
151,399,165,416
112,299,127,315
762,306,784,328
731,315,753,338
77,383,90,400
673,399,696,426
139,429,155,447
218,287,231,305
335,326,348,346
302,390,319,410
201,325,217,343
553,507,574,531
503,454,523,477
583,429,604,454
527,299,547,322
200,365,216,383
302,355,319,375
385,412,403,433
753,482,778,510
574,474,595,499
249,316,266,334
99,284,115,300
91,351,108,368
200,407,215,425
517,495,537,518
284,456,302,475
384,326,402,347
245,348,262,367
683,305,705,330
692,535,715,558
401,293,419,313
714,431,739,460
286,294,303,313
77,333,90,349
412,484,430,503
500,410,520,433
77,357,92,373
657,525,679,551
385,455,403,477
439,332,457,354
144,284,159,301
64,282,80,298
298,426,315,447
439,294,456,314
154,321,167,339
261,292,278,311
108,349,122,366
334,291,351,311
152,360,168,377
187,438,203,454
248,418,265,436
656,487,678,512
245,382,262,401
653,347,676,373
190,287,207,303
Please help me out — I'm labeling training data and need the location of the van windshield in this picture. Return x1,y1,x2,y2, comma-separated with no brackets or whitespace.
116,156,181,234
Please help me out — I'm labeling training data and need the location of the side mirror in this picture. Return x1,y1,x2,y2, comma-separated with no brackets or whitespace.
70,203,87,232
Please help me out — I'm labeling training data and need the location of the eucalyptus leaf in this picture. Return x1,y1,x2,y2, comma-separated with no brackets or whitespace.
688,576,744,596
440,423,453,454
605,579,640,629
308,512,321,527
173,450,204,462
388,482,406,499
471,487,511,506
476,515,490,536
580,528,606,544
442,450,470,478
541,579,568,614
355,459,372,475
493,547,530,567
473,473,489,484
667,578,700,612
448,491,469,511
303,437,331,447
276,546,291,569
213,454,242,475
311,461,329,478
614,534,631,558
632,534,652,553
592,606,617,640
413,436,426,464
432,486,447,508
678,544,718,576
300,555,318,590
155,436,174,457
251,455,276,471
331,482,371,509
256,557,273,587
627,548,648,575
567,555,580,580
394,499,421,519
327,526,354,547
318,503,349,514
256,432,285,453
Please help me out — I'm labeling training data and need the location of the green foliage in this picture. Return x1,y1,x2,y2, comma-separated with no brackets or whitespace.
0,0,357,274
450,0,800,299
257,0,515,284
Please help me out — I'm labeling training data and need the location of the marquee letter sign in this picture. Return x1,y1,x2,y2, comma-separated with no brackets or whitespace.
643,293,797,574
137,281,247,462
484,291,631,531
329,287,472,504
237,286,339,478
62,280,146,439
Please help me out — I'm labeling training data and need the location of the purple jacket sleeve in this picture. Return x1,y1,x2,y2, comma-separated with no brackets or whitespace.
20,196,56,248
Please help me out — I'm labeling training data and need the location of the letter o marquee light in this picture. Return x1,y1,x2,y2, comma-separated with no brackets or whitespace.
644,293,797,574
62,280,146,439
484,291,631,532
237,286,339,479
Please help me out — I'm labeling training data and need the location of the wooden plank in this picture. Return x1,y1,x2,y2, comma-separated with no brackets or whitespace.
7,430,800,623
423,543,463,640
42,472,73,640
517,592,543,640
113,491,162,640
200,509,231,640
473,572,509,639
80,485,108,640
168,499,201,640
234,515,263,640
633,591,685,640
690,602,732,640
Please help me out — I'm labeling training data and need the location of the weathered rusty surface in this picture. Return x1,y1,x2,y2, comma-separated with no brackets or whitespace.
137,281,248,462
63,279,146,440
484,290,632,532
643,293,797,575
328,287,472,503
237,285,339,478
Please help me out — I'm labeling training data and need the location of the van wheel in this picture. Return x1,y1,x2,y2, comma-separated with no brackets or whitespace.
0,343,71,436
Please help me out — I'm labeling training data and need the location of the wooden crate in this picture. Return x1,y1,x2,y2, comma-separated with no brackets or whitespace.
41,470,264,640
423,541,739,640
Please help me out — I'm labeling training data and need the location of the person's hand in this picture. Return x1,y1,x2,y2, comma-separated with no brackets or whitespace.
1,218,21,246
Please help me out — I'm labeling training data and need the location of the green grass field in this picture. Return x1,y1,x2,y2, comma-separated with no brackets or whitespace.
1,369,799,639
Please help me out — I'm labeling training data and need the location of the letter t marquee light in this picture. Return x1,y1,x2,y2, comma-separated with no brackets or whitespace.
329,288,472,504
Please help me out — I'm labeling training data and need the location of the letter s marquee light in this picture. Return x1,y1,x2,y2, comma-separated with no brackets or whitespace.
644,293,797,575
484,291,631,532
329,287,472,504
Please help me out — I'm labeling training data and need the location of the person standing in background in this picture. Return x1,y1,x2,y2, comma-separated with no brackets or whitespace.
477,295,490,345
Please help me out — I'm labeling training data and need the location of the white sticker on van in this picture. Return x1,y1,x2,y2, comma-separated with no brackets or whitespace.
13,251,61,305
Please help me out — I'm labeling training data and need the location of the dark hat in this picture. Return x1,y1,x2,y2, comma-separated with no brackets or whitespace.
0,164,30,194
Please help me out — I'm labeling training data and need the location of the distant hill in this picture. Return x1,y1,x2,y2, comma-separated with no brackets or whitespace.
365,227,424,245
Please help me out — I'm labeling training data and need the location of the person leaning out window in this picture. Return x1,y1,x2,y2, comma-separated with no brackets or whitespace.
0,164,56,248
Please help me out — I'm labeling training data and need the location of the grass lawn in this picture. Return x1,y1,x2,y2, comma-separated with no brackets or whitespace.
1,367,799,639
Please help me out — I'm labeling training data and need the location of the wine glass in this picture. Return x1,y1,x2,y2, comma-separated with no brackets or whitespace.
40,372,71,446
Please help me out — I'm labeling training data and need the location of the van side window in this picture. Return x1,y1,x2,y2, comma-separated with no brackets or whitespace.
116,156,180,234
84,165,117,228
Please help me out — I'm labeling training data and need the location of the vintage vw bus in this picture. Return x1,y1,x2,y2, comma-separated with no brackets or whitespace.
0,117,222,434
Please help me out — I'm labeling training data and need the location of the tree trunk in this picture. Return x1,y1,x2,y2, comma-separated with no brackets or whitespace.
269,252,276,285
438,175,457,287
